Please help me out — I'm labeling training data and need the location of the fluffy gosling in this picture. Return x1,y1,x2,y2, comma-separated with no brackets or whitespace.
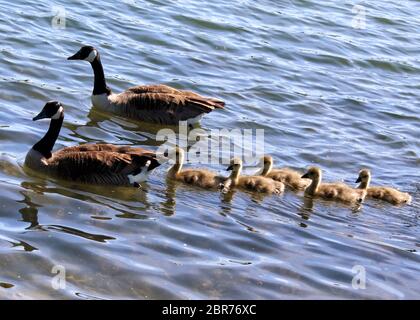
167,147,226,190
260,155,310,190
224,158,285,194
356,169,411,205
301,166,365,204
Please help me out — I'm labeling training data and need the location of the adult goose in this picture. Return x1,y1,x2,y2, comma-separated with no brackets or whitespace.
67,46,225,125
25,101,160,186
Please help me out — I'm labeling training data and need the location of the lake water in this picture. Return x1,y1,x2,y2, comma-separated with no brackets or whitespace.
0,0,419,299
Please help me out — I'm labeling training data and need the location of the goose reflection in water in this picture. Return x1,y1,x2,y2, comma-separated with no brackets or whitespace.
17,190,40,230
297,196,315,222
297,194,363,224
18,181,117,243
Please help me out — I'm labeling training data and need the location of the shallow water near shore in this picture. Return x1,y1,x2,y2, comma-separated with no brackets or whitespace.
0,0,419,299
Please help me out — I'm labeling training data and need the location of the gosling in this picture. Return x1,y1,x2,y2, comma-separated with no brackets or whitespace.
301,167,365,204
224,158,285,194
167,147,226,190
356,169,412,205
260,155,310,190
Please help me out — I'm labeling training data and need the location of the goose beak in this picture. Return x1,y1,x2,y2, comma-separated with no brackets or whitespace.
33,110,47,121
67,51,82,60
226,165,233,171
301,173,309,179
355,177,362,183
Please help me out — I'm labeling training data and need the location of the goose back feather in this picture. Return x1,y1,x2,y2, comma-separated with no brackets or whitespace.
108,84,224,125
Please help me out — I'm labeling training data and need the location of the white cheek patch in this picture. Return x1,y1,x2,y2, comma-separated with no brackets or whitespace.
51,106,64,119
128,160,152,184
84,50,97,62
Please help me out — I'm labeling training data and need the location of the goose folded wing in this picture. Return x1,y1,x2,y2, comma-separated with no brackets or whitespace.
49,151,158,180
126,84,181,95
125,86,225,113
60,144,158,157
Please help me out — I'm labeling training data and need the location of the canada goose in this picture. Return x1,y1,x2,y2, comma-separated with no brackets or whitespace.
260,155,310,190
224,158,285,194
166,146,226,190
356,169,411,205
301,167,365,203
67,46,225,125
25,101,160,186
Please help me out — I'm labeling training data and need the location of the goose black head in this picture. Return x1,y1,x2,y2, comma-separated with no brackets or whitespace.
33,101,64,121
67,46,98,62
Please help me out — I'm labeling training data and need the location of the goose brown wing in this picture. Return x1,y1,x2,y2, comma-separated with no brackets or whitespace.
49,148,160,181
127,85,224,106
58,144,157,158
119,85,225,124
126,84,181,95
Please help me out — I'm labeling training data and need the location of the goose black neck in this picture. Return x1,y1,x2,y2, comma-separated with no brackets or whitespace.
33,116,63,159
91,57,110,95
